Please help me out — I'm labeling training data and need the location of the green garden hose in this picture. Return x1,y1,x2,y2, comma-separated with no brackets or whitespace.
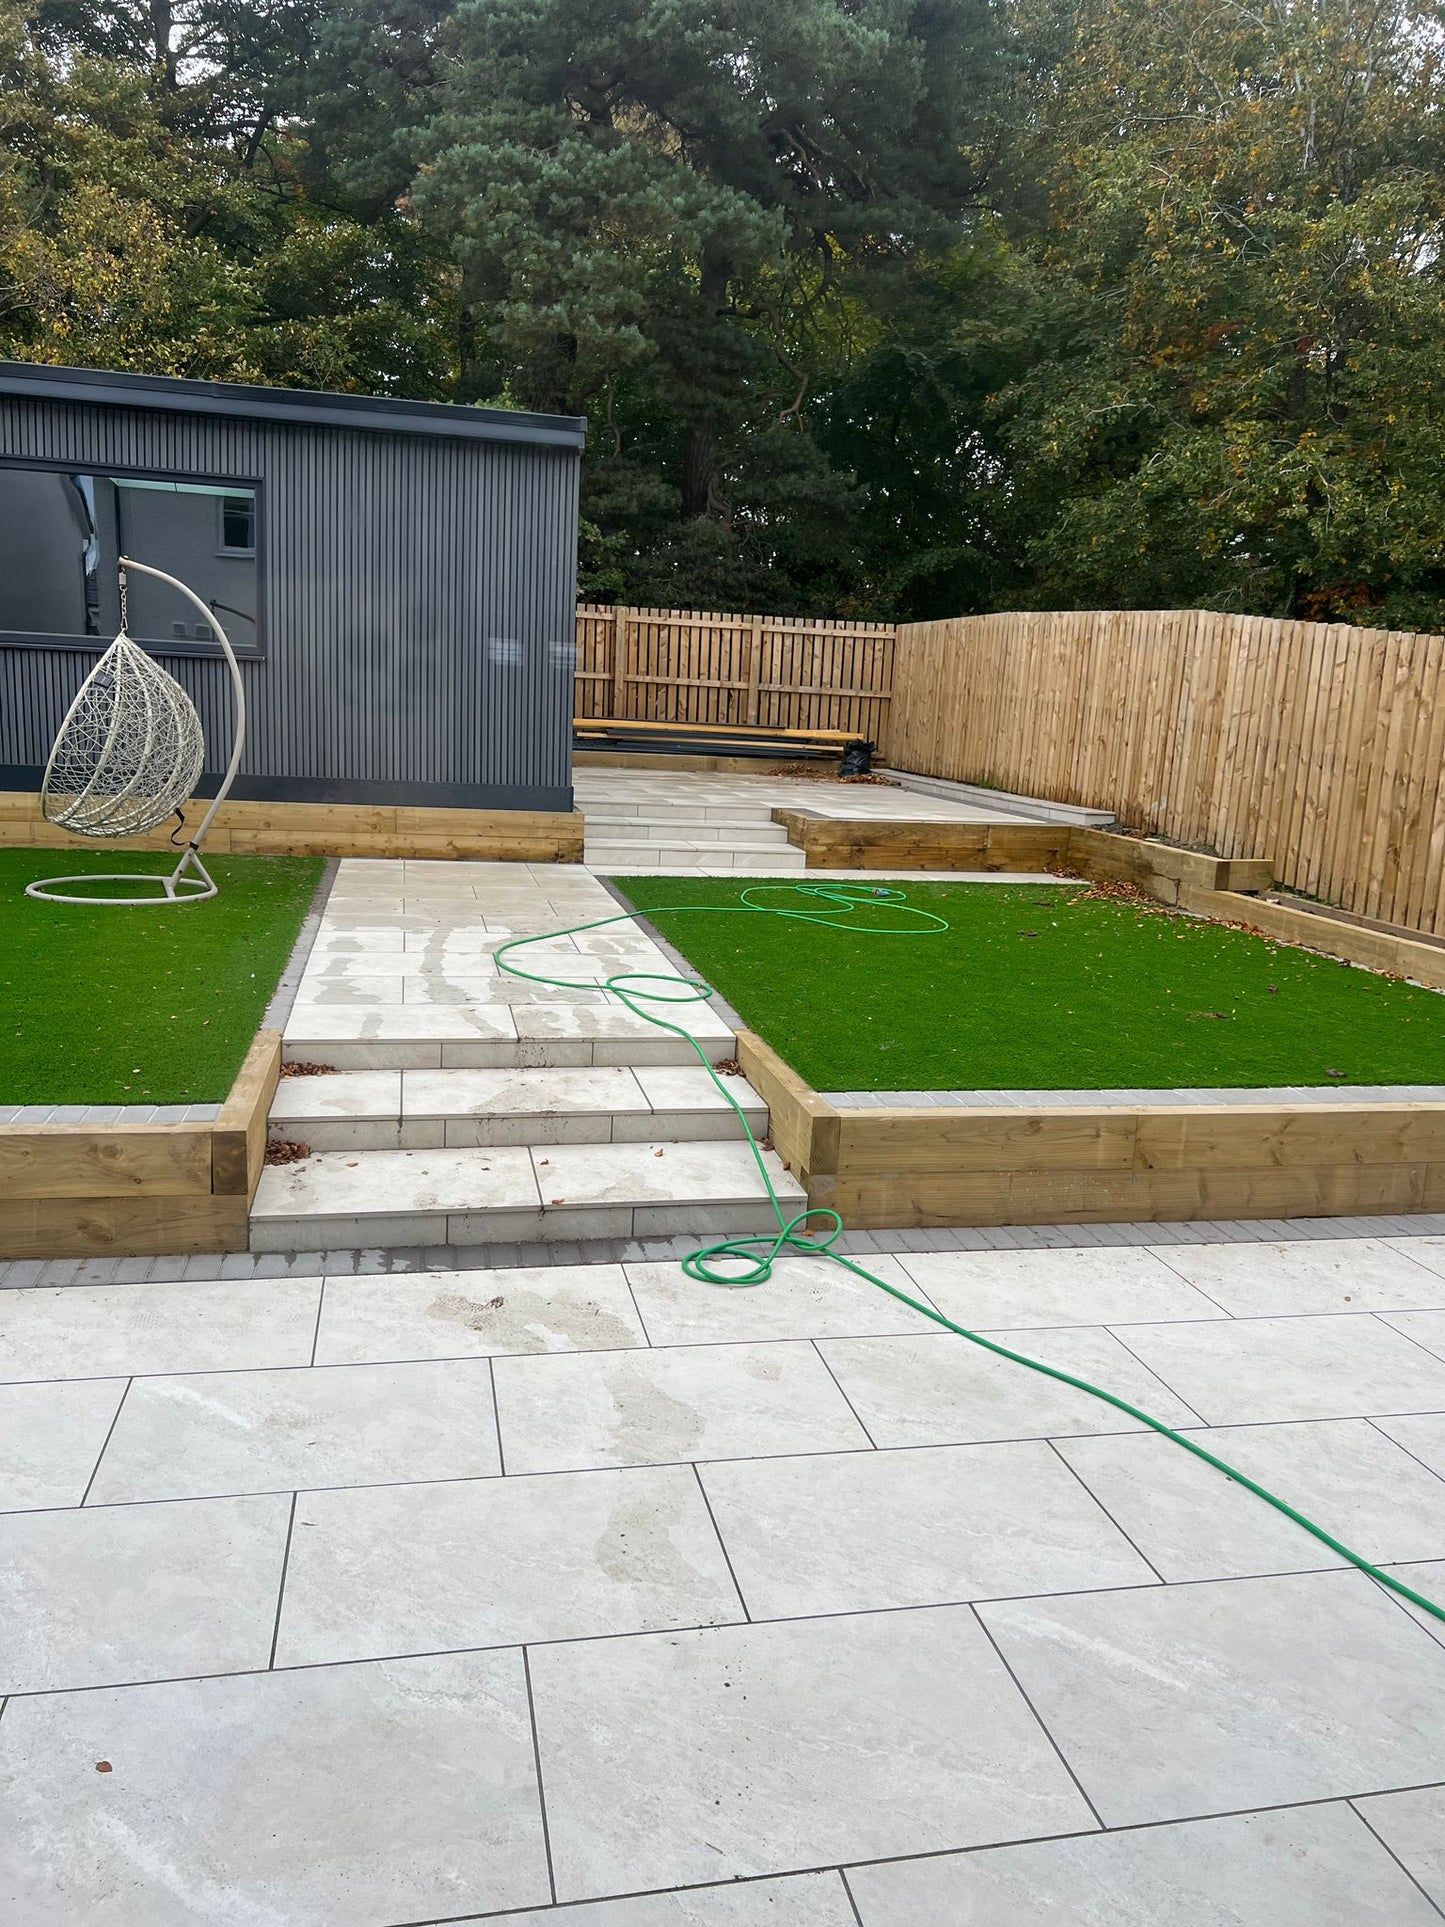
496,879,1445,1628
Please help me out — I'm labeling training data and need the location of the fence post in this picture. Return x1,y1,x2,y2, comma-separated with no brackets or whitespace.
610,606,630,720
745,614,763,726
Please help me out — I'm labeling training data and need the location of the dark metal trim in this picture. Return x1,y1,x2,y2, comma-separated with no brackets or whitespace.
0,631,265,663
0,360,588,450
0,767,574,814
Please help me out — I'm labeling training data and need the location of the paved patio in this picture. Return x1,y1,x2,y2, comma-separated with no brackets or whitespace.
4,1232,1445,1921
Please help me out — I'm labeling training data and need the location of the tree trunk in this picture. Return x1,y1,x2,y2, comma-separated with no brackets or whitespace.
682,422,719,519
150,0,176,90
681,251,731,520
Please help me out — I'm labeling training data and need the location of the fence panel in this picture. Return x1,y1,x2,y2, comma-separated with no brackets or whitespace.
576,601,1445,936
574,604,897,741
884,609,1445,936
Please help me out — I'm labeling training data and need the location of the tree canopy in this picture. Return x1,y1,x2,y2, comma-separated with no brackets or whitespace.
4,0,1444,625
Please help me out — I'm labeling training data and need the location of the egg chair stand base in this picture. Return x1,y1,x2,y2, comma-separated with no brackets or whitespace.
24,844,218,906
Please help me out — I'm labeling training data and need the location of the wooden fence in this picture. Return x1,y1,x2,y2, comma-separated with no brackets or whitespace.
885,610,1445,938
575,604,896,739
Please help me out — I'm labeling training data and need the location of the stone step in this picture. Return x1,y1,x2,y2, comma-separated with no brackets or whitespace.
585,825,793,849
249,1138,805,1251
577,802,775,827
582,815,790,843
584,839,808,871
282,1000,736,1071
268,1064,769,1151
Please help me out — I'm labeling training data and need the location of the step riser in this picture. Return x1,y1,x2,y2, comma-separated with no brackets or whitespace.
584,822,790,843
283,1037,734,1071
249,1199,786,1254
251,1124,801,1254
585,849,808,871
579,806,779,826
277,1107,767,1153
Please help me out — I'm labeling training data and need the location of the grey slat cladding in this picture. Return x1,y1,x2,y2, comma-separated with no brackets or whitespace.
0,377,582,812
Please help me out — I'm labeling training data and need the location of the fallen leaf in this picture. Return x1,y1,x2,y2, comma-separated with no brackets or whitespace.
265,1139,311,1166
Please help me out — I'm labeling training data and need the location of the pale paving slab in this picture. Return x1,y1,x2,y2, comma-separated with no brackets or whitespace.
491,1339,871,1473
0,1494,289,1694
411,979,611,1006
1376,1410,1445,1478
978,1569,1445,1825
282,1005,520,1069
623,1252,933,1346
1353,1784,1445,1909
0,1277,321,1384
513,1001,731,1044
1379,1559,1445,1645
529,1607,1094,1902
290,979,420,1008
407,974,651,1008
1155,1237,1445,1316
403,1063,649,1123
86,1358,501,1504
302,949,440,977
536,1139,802,1210
313,1263,648,1364
1382,1308,1445,1360
1387,1234,1445,1279
250,1144,541,1225
305,927,407,952
0,1651,550,1924
897,1246,1228,1330
487,1872,857,1925
0,1379,126,1509
1114,1313,1445,1424
699,1440,1156,1618
845,1801,1445,1926
815,1328,1203,1447
285,1002,518,1040
275,1463,743,1667
268,1069,400,1129
1055,1420,1445,1581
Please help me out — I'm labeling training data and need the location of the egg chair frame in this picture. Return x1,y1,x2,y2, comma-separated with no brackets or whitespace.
25,556,248,907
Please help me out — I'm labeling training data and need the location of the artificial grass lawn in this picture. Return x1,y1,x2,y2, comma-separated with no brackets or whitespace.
0,849,322,1104
609,875,1445,1091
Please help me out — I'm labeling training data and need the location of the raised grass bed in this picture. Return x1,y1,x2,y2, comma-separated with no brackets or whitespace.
608,876,1445,1092
0,849,322,1105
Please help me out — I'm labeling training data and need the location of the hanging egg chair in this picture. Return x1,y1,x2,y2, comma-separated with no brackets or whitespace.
41,632,205,838
25,557,248,905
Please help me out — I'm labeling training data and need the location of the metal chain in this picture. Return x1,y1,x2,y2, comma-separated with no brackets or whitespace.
118,565,130,635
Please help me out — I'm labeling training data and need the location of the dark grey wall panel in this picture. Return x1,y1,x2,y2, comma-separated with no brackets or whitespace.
0,382,580,812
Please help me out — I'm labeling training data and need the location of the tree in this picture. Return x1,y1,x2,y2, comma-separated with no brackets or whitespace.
406,0,1007,609
0,0,455,390
992,0,1445,626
